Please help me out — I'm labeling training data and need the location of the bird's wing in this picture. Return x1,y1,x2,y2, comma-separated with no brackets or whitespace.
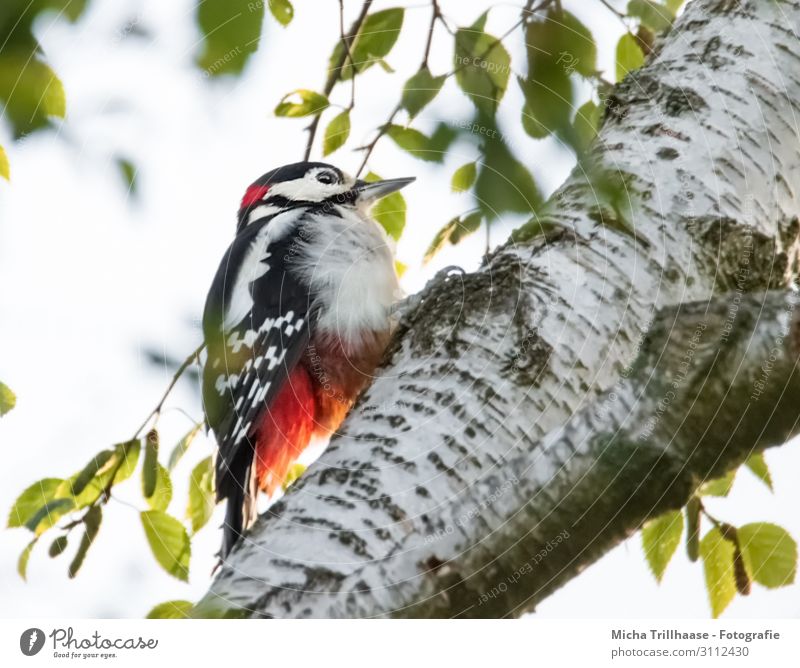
202,213,311,554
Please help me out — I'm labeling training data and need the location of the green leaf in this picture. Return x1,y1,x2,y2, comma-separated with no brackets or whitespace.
700,527,737,618
167,424,203,471
116,158,137,197
48,535,69,558
475,132,541,220
424,212,483,263
323,110,351,156
141,510,191,581
330,8,404,80
627,0,675,32
25,498,75,535
196,0,264,77
142,430,160,499
70,450,115,497
147,464,173,513
386,125,446,162
18,538,37,581
113,439,141,484
616,32,645,82
0,147,9,181
451,162,477,193
68,505,102,578
275,89,329,117
268,0,294,26
454,17,511,115
187,456,215,534
666,0,686,11
519,10,595,141
147,600,195,619
738,523,797,589
8,478,63,528
641,510,683,582
699,469,736,497
401,67,445,119
509,217,558,244
573,100,602,153
365,171,406,241
745,453,773,491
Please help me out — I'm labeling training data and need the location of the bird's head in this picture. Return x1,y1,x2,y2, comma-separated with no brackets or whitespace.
237,161,414,232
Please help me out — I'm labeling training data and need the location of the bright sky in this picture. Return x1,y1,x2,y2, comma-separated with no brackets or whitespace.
0,0,798,618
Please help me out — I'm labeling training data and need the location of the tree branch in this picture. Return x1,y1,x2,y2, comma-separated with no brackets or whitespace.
199,0,800,617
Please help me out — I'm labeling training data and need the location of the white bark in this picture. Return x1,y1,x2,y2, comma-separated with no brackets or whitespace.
198,0,800,617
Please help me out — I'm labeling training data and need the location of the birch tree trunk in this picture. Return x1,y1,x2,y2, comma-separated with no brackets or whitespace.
198,0,800,618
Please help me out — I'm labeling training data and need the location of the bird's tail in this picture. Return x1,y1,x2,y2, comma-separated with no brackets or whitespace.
219,463,258,560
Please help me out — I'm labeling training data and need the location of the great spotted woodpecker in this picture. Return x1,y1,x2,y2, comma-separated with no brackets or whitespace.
202,161,414,558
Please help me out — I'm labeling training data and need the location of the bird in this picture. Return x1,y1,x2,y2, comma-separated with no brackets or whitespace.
201,161,414,558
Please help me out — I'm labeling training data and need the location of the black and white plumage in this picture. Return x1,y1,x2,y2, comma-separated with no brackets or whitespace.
202,162,414,558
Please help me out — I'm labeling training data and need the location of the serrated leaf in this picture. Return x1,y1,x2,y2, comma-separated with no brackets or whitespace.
699,469,736,497
146,600,195,619
700,527,737,618
330,8,404,80
167,424,202,471
68,505,101,578
401,67,445,119
451,162,477,193
323,110,351,156
142,430,159,499
627,0,675,32
8,478,63,528
616,32,645,82
140,510,191,581
147,464,173,513
196,0,264,77
48,535,68,558
70,450,115,497
268,0,293,26
0,147,9,181
365,171,406,241
745,453,773,491
187,456,215,534
424,212,483,263
18,538,37,580
274,89,329,118
454,17,511,115
738,523,797,588
641,510,683,582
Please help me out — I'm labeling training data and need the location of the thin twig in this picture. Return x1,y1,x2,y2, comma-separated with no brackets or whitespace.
303,0,373,161
132,342,204,440
597,0,626,20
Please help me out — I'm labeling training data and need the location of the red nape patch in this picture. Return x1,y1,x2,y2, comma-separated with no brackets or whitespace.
253,366,315,495
240,184,270,210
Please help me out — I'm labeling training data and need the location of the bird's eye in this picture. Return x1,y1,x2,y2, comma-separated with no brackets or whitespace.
316,171,336,185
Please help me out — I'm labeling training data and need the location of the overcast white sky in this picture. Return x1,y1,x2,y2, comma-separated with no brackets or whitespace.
0,0,798,619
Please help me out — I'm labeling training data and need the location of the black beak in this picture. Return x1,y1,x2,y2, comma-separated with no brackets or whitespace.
353,176,415,203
